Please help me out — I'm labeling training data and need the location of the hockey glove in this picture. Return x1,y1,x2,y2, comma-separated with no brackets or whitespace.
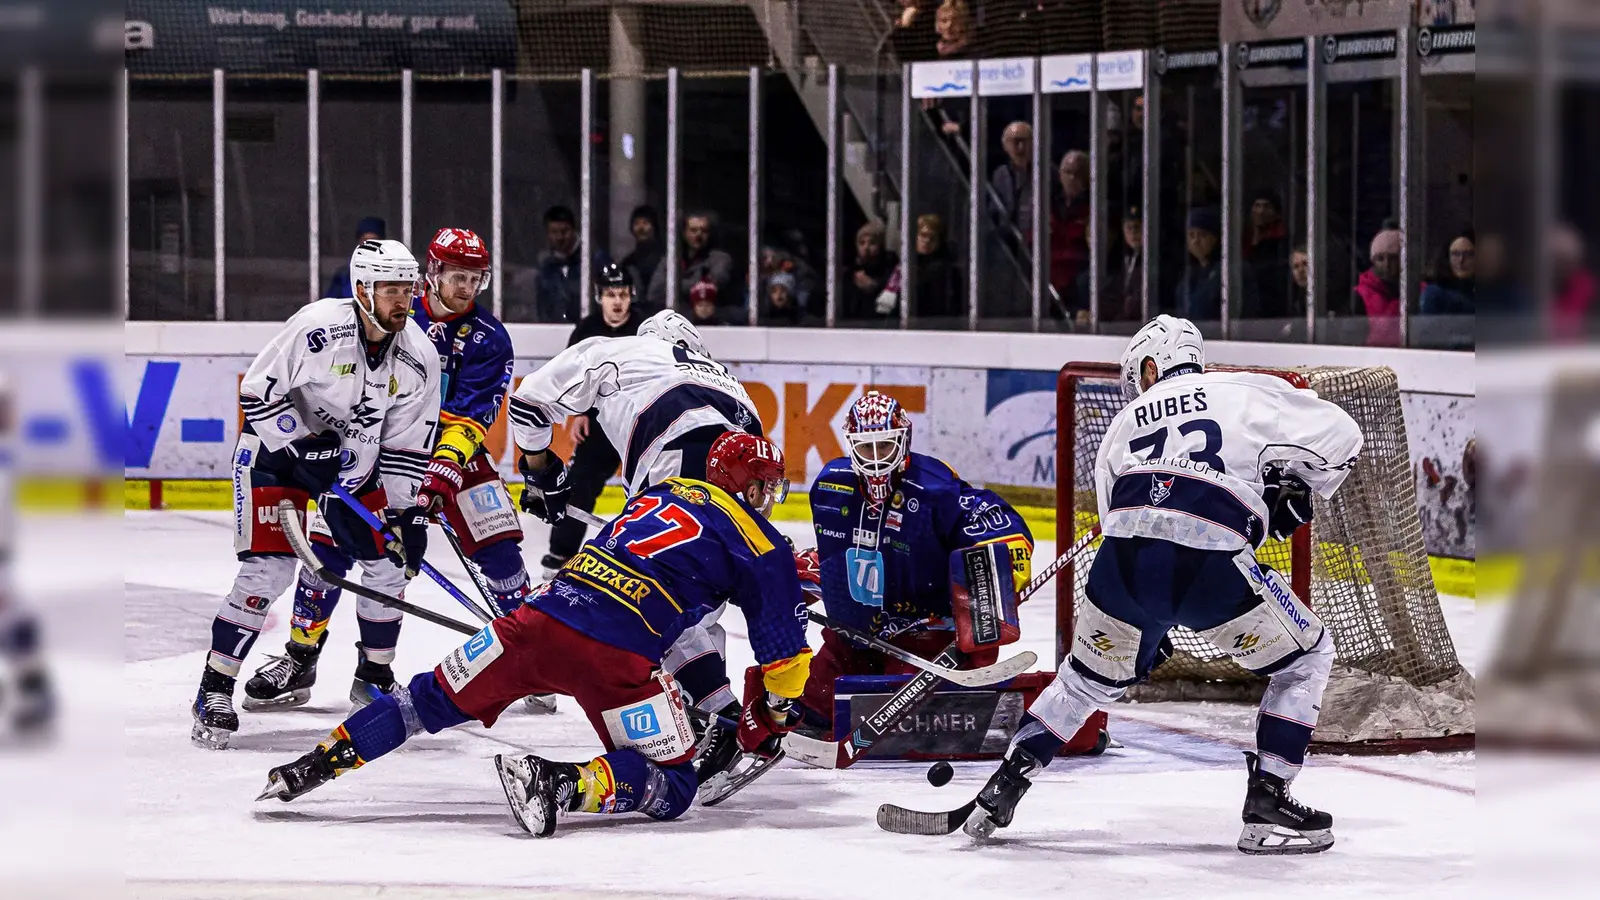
736,693,798,754
382,505,431,579
414,456,465,515
285,432,343,496
1262,464,1314,541
794,548,822,604
517,453,571,525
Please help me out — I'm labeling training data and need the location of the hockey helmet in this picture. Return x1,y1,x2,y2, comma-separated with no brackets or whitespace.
1119,314,1205,400
349,239,421,333
426,227,491,296
594,262,634,300
638,309,709,357
706,432,789,517
844,391,912,504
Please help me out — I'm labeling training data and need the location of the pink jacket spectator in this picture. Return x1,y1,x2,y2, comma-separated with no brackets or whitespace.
1353,268,1401,347
1551,267,1597,341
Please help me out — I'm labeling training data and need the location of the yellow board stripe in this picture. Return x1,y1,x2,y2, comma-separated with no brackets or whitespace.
680,477,776,556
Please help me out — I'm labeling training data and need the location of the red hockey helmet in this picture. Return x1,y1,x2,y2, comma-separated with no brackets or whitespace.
426,227,491,296
705,431,789,517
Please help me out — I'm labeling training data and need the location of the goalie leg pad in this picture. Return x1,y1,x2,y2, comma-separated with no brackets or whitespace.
950,543,1020,654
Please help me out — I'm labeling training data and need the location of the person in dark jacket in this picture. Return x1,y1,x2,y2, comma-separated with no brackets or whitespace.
1173,206,1255,322
876,213,963,322
618,205,663,299
1244,189,1292,319
323,216,387,298
533,205,612,324
1420,231,1475,317
1049,150,1092,320
845,221,899,320
1080,204,1145,322
646,212,736,312
541,263,646,576
762,271,806,326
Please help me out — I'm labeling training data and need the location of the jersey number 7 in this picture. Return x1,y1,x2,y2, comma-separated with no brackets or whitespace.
608,495,704,558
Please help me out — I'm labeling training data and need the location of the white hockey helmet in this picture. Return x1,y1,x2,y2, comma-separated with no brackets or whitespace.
1119,314,1205,400
349,239,421,333
639,309,709,357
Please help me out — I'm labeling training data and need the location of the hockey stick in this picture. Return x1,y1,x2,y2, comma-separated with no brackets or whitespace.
784,525,1102,770
326,484,494,624
808,611,1037,688
439,519,499,621
277,499,481,637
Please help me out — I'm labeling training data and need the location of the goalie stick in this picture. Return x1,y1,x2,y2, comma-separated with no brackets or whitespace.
783,526,1102,770
277,499,481,637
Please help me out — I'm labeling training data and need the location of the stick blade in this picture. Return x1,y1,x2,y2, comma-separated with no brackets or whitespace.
941,650,1039,687
876,800,976,836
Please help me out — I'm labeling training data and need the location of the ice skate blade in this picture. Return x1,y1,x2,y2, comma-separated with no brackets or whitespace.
1237,822,1334,855
190,721,232,750
522,694,558,715
240,689,312,712
495,754,548,836
255,773,289,802
962,806,998,840
348,681,391,711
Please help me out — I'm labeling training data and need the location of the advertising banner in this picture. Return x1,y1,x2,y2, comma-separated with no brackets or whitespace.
908,57,1036,99
1221,0,1413,44
123,356,1476,559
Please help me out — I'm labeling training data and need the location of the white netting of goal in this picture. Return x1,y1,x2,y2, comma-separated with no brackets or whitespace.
1055,363,1474,751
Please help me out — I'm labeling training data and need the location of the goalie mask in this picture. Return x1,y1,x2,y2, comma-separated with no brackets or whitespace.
1119,314,1205,400
349,239,422,334
844,391,912,505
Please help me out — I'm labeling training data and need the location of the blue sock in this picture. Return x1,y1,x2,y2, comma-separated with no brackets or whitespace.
1257,711,1313,773
595,750,697,821
1011,712,1066,765
339,671,472,761
474,541,531,617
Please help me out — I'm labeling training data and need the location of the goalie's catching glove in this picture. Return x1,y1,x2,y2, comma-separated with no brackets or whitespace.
1262,463,1314,541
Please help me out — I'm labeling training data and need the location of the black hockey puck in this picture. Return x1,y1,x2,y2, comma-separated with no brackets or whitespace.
926,761,954,787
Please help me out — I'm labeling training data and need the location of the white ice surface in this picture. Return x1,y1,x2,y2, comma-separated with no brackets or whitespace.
102,511,1475,899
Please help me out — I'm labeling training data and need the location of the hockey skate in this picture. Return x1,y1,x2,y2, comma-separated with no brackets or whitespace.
522,694,558,715
1,666,55,740
348,642,396,710
256,737,362,802
963,747,1042,838
1237,751,1334,854
495,753,582,837
242,633,326,711
190,667,239,750
538,553,568,582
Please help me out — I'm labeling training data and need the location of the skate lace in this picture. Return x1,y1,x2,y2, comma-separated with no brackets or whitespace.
255,655,297,689
201,690,234,717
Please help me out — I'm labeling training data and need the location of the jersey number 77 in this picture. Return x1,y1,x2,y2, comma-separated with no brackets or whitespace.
608,495,704,558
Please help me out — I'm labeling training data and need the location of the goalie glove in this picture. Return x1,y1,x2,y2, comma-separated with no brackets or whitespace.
794,548,822,604
1262,463,1314,541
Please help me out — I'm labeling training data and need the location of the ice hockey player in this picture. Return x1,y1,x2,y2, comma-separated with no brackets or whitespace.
538,262,647,580
784,390,1033,731
190,239,442,749
957,315,1361,853
257,433,812,839
0,374,53,738
508,309,762,724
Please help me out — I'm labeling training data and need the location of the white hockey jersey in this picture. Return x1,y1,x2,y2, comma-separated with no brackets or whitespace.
238,297,442,503
1094,370,1363,552
508,336,761,493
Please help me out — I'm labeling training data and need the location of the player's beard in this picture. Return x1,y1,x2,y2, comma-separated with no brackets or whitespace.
379,305,409,332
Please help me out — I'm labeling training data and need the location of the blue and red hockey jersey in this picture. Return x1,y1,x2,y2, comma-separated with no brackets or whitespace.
410,296,515,464
532,478,813,698
809,452,1033,638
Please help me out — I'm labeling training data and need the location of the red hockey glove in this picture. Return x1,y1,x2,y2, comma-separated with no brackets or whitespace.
736,694,797,754
794,548,822,604
414,457,465,514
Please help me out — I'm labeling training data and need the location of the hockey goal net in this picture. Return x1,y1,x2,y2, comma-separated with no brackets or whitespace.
1055,362,1474,752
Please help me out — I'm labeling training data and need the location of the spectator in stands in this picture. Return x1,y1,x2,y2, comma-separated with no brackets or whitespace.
647,212,735,312
878,213,963,322
845,221,899,319
990,121,1034,239
534,205,611,323
1082,203,1144,321
324,216,386,298
1352,227,1403,346
762,271,806,326
1420,231,1475,318
1244,189,1291,319
685,279,727,328
760,244,818,316
890,0,940,61
1549,224,1597,341
618,205,663,301
924,0,974,139
1290,244,1310,315
1174,206,1257,323
1049,150,1091,320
